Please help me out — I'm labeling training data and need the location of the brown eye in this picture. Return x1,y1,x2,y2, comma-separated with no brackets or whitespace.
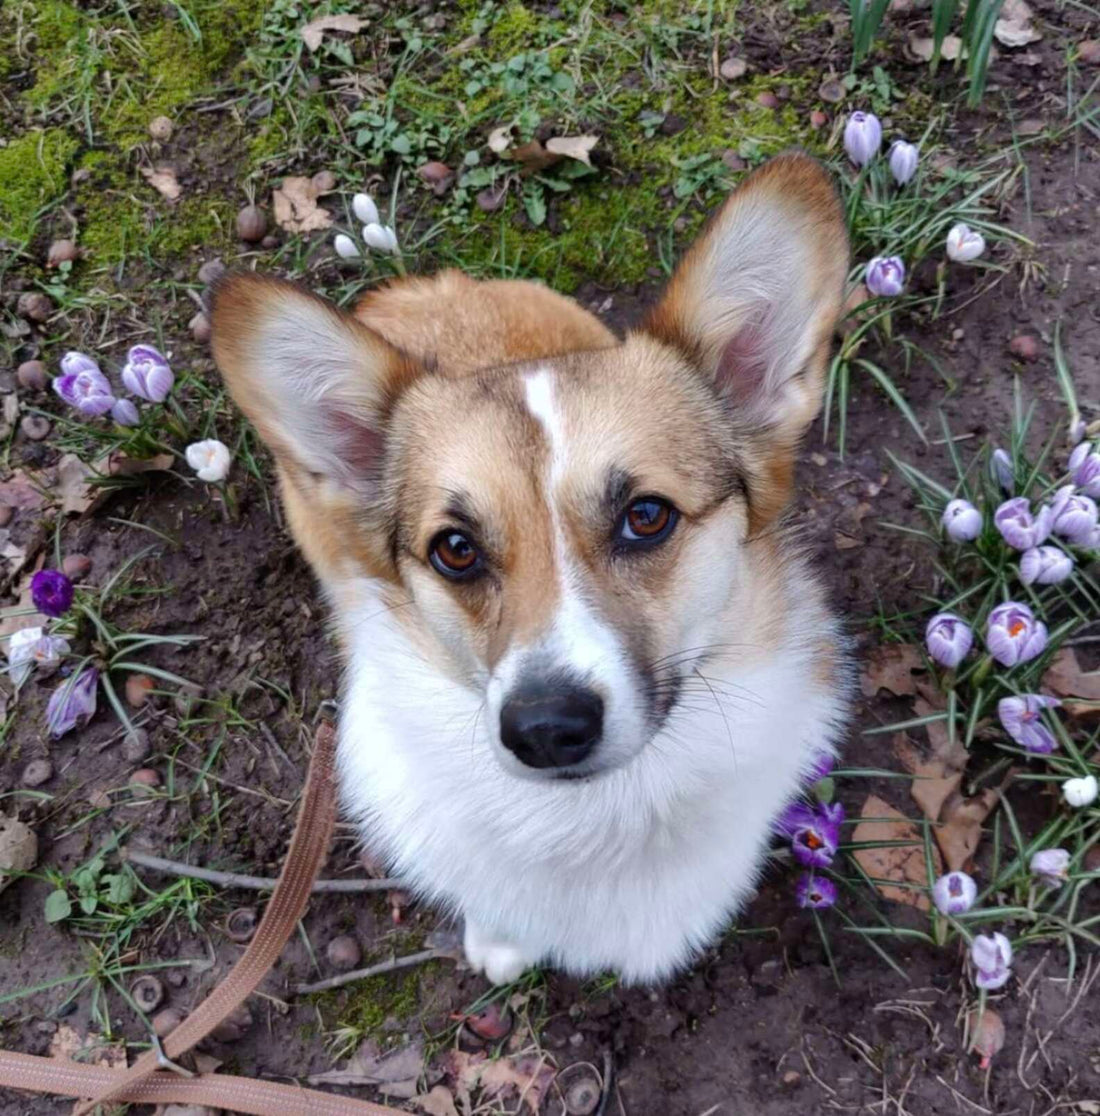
429,531,482,580
617,497,678,549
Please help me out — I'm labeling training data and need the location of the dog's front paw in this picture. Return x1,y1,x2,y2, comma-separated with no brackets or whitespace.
464,921,532,985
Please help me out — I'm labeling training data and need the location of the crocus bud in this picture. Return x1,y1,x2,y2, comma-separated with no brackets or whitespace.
111,398,140,427
1069,418,1088,446
362,223,399,253
991,448,1014,493
925,612,973,668
352,192,380,225
865,256,906,297
843,111,882,166
121,344,174,403
53,353,116,417
185,439,232,482
30,570,74,619
333,233,360,259
46,667,99,737
985,601,1047,667
6,627,69,689
1063,775,1098,808
1068,443,1100,498
888,140,919,185
946,223,986,262
942,498,982,542
795,873,837,910
997,694,1061,753
994,497,1052,550
1049,484,1098,544
1029,848,1071,886
970,932,1013,990
1019,545,1073,586
931,871,977,915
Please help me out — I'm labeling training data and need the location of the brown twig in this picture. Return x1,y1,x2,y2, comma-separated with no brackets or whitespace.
125,850,405,894
293,948,445,995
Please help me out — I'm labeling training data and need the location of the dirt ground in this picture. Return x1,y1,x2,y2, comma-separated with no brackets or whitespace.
3,0,1100,1113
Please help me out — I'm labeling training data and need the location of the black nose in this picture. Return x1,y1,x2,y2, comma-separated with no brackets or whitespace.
499,684,604,769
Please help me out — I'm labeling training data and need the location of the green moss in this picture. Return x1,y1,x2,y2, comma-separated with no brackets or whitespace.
0,128,78,242
309,961,438,1042
485,2,542,57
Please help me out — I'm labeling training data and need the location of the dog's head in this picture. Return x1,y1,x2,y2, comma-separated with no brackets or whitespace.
212,153,848,781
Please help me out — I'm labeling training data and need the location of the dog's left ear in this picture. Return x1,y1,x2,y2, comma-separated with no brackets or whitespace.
643,152,848,448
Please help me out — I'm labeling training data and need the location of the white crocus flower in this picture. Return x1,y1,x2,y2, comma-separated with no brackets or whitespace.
352,193,380,225
185,439,232,483
946,223,986,262
362,223,399,254
334,233,360,259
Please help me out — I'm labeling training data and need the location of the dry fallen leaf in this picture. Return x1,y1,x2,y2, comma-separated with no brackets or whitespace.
1043,647,1100,700
105,451,175,478
413,1086,460,1116
936,786,1003,872
307,1039,425,1098
994,0,1042,46
861,643,925,699
0,816,38,892
0,470,50,511
544,134,599,166
507,140,562,175
49,1023,126,1069
300,13,367,52
56,453,98,516
851,794,940,910
908,32,963,61
140,164,182,202
0,562,46,642
446,1050,555,1115
272,175,333,233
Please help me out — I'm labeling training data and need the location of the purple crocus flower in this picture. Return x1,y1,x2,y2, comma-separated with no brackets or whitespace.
121,344,174,403
925,612,973,669
997,694,1061,753
777,801,845,869
1049,484,1098,545
986,602,1048,667
53,353,115,417
970,932,1013,991
888,139,918,185
865,256,906,297
994,498,1053,550
990,448,1014,493
1019,546,1074,586
843,111,882,166
1029,848,1070,887
931,871,977,915
1069,442,1100,498
46,667,98,737
111,398,140,427
942,498,982,542
795,873,837,910
30,570,74,618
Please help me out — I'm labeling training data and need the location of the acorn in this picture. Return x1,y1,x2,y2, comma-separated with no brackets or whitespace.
311,170,337,193
17,360,48,391
130,768,161,795
197,258,226,285
148,115,174,142
325,934,361,971
1008,334,1040,362
152,1007,184,1037
968,1008,1005,1069
462,1000,513,1043
125,673,156,708
17,292,53,324
189,311,211,344
62,553,92,579
20,415,51,441
235,205,267,243
130,975,166,1013
46,239,79,269
225,907,258,943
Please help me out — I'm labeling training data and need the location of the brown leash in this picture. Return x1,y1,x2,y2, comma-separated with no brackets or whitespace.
0,707,407,1116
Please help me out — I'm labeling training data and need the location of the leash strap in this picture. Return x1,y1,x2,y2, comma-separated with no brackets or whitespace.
0,711,406,1116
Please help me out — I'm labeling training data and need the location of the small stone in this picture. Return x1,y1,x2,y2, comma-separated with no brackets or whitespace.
781,1070,802,1087
311,170,337,193
0,507,12,527
189,312,212,344
1079,39,1100,64
130,768,161,791
755,91,780,109
125,673,156,708
174,682,203,717
23,759,53,787
123,729,151,763
1008,334,1040,362
568,1032,584,1048
210,1003,252,1043
325,934,362,970
721,149,746,171
476,186,507,212
260,234,278,250
719,56,747,80
87,788,112,810
20,415,50,441
17,360,48,391
197,258,226,285
809,110,829,129
46,239,78,269
152,1008,184,1037
819,78,846,103
235,205,267,243
17,292,52,324
62,553,92,579
149,115,174,142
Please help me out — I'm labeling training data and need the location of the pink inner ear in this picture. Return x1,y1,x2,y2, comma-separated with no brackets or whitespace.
328,409,385,480
714,310,775,411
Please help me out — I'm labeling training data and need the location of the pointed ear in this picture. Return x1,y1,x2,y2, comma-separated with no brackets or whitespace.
642,152,848,442
209,273,420,493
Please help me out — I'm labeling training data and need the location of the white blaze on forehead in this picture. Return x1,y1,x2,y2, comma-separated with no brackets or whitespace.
523,369,563,472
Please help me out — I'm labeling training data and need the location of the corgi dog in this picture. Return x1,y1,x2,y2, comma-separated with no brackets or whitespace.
211,152,850,985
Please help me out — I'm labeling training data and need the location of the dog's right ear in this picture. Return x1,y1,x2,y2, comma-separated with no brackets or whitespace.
210,273,421,493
